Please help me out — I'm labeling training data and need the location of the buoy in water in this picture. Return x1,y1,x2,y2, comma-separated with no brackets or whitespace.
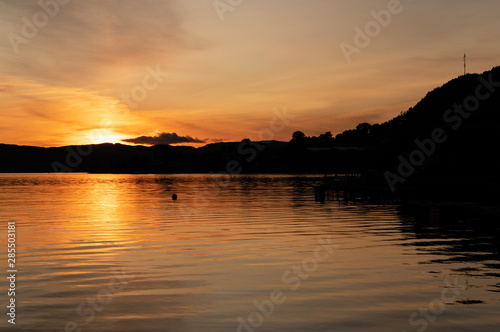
172,194,177,201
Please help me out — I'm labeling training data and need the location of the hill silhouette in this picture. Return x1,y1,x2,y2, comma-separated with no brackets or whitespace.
2,66,500,199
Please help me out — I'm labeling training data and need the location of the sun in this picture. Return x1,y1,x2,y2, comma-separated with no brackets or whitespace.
74,129,127,145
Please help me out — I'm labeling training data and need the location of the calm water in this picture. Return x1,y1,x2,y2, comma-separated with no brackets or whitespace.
0,174,499,332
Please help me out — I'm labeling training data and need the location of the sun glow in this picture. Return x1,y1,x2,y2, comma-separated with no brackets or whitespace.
78,129,128,145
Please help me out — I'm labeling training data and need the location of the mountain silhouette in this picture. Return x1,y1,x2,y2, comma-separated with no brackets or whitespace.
2,66,500,199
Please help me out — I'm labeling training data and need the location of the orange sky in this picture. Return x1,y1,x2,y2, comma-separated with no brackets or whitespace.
1,0,500,147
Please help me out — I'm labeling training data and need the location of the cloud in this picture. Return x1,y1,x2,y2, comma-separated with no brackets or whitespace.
122,132,207,145
0,0,201,91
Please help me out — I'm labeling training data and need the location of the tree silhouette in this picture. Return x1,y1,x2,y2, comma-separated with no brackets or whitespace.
319,131,333,140
356,123,372,134
292,131,306,141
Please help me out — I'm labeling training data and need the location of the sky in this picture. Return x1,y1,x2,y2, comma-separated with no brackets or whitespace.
1,0,500,147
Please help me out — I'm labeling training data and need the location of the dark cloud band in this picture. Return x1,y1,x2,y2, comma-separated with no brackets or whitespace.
122,132,206,145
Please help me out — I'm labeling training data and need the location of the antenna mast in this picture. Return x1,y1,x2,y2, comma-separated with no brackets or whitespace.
464,53,467,75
